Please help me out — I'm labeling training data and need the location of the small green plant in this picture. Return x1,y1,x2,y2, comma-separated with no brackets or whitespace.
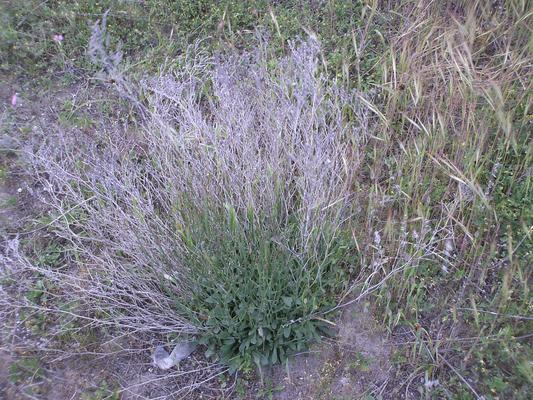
255,376,284,399
8,357,44,385
346,352,372,373
58,99,93,129
0,195,17,208
0,167,7,182
36,242,63,268
178,205,352,372
25,278,47,304
82,380,120,400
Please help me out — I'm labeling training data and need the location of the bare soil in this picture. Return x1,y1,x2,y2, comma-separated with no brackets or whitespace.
267,302,392,400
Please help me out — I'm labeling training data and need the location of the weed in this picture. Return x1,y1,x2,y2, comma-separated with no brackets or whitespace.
58,99,94,129
16,36,363,374
0,194,17,208
8,357,44,385
364,0,532,397
0,167,6,183
346,352,372,373
82,380,120,400
1,1,381,86
315,359,341,399
254,377,284,400
185,206,351,371
36,243,63,268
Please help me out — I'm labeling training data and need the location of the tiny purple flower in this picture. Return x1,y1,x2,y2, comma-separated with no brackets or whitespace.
11,93,17,107
53,34,64,43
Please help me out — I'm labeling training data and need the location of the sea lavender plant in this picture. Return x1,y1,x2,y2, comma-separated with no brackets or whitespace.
13,31,370,372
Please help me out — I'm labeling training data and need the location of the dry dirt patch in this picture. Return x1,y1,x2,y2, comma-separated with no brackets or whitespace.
268,302,392,400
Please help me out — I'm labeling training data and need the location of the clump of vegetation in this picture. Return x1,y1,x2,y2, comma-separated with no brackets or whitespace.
13,37,364,372
0,0,373,81
183,205,351,371
358,1,533,398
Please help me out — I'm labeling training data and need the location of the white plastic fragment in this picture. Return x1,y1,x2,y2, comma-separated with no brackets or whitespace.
152,342,197,370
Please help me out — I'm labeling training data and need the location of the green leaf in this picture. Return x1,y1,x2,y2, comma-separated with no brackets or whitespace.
282,296,293,307
283,326,291,338
271,347,278,364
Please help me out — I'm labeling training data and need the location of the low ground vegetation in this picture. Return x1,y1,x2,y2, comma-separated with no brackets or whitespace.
1,0,532,399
